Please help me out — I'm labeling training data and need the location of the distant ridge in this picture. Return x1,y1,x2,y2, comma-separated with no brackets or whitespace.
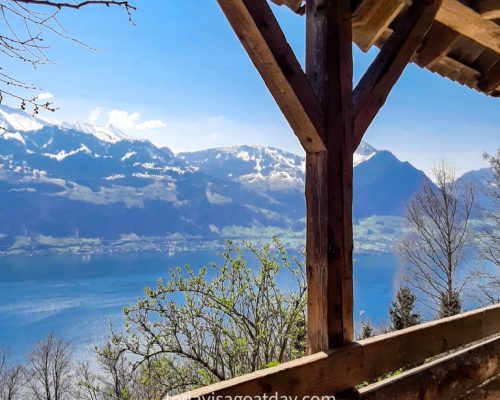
0,105,445,255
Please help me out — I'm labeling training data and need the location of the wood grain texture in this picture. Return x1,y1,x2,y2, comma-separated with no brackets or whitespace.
305,0,354,354
416,22,459,67
359,336,500,400
437,0,500,54
353,0,441,149
352,0,407,52
217,0,325,153
478,59,500,94
171,304,500,400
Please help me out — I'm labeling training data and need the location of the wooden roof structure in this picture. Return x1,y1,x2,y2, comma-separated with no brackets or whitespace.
274,0,500,97
172,1,500,399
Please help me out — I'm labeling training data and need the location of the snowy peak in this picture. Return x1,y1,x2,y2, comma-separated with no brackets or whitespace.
178,145,305,191
354,142,377,166
179,142,378,192
0,105,130,144
0,105,46,132
67,122,129,144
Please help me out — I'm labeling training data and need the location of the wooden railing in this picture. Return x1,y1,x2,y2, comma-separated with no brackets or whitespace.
172,304,500,400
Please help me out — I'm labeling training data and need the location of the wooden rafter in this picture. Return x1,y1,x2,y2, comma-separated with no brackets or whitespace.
352,0,408,52
353,0,441,149
172,304,500,400
478,59,500,94
416,22,459,67
437,0,500,54
217,0,325,153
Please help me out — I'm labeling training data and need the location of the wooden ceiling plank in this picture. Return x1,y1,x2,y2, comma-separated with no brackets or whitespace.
352,0,408,52
217,0,325,153
353,0,441,149
478,59,500,93
416,22,460,67
449,36,487,65
436,0,500,54
431,56,481,87
471,48,500,72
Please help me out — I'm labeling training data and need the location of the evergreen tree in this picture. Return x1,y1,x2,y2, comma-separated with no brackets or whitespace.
438,289,462,318
358,320,374,340
389,287,421,331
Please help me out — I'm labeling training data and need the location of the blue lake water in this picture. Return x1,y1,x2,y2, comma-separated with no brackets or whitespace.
0,251,399,361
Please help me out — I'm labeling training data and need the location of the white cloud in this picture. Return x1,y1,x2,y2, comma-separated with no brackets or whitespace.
135,119,166,130
38,92,53,100
89,107,103,124
106,110,165,132
107,110,141,130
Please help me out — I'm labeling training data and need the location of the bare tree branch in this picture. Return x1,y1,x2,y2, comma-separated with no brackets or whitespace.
0,0,134,118
398,163,474,319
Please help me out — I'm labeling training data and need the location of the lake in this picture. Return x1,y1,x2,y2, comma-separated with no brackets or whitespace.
0,250,399,361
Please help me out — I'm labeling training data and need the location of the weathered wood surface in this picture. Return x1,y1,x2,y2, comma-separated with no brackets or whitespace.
352,0,407,52
359,336,500,400
478,60,500,94
217,0,325,153
305,0,354,353
436,0,500,54
416,22,459,67
351,0,500,96
171,304,500,400
353,0,441,149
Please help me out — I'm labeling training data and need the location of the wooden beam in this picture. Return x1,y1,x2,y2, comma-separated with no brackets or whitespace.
478,59,500,94
416,22,459,67
353,0,441,149
359,336,500,400
217,0,325,153
352,0,408,52
171,304,500,400
437,0,500,54
305,0,354,353
477,0,500,20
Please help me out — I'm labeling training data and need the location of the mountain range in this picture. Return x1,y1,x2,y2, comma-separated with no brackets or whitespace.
0,105,486,255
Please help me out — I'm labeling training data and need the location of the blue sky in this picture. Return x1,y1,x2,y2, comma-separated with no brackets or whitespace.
5,0,499,176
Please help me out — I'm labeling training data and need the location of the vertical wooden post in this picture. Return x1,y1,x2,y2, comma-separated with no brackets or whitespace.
305,0,354,353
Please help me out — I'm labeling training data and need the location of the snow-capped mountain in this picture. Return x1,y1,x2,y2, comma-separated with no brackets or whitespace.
179,145,306,192
0,105,432,255
179,142,378,192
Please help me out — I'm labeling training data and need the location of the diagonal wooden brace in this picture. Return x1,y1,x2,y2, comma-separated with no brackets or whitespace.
217,0,325,153
353,0,442,150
